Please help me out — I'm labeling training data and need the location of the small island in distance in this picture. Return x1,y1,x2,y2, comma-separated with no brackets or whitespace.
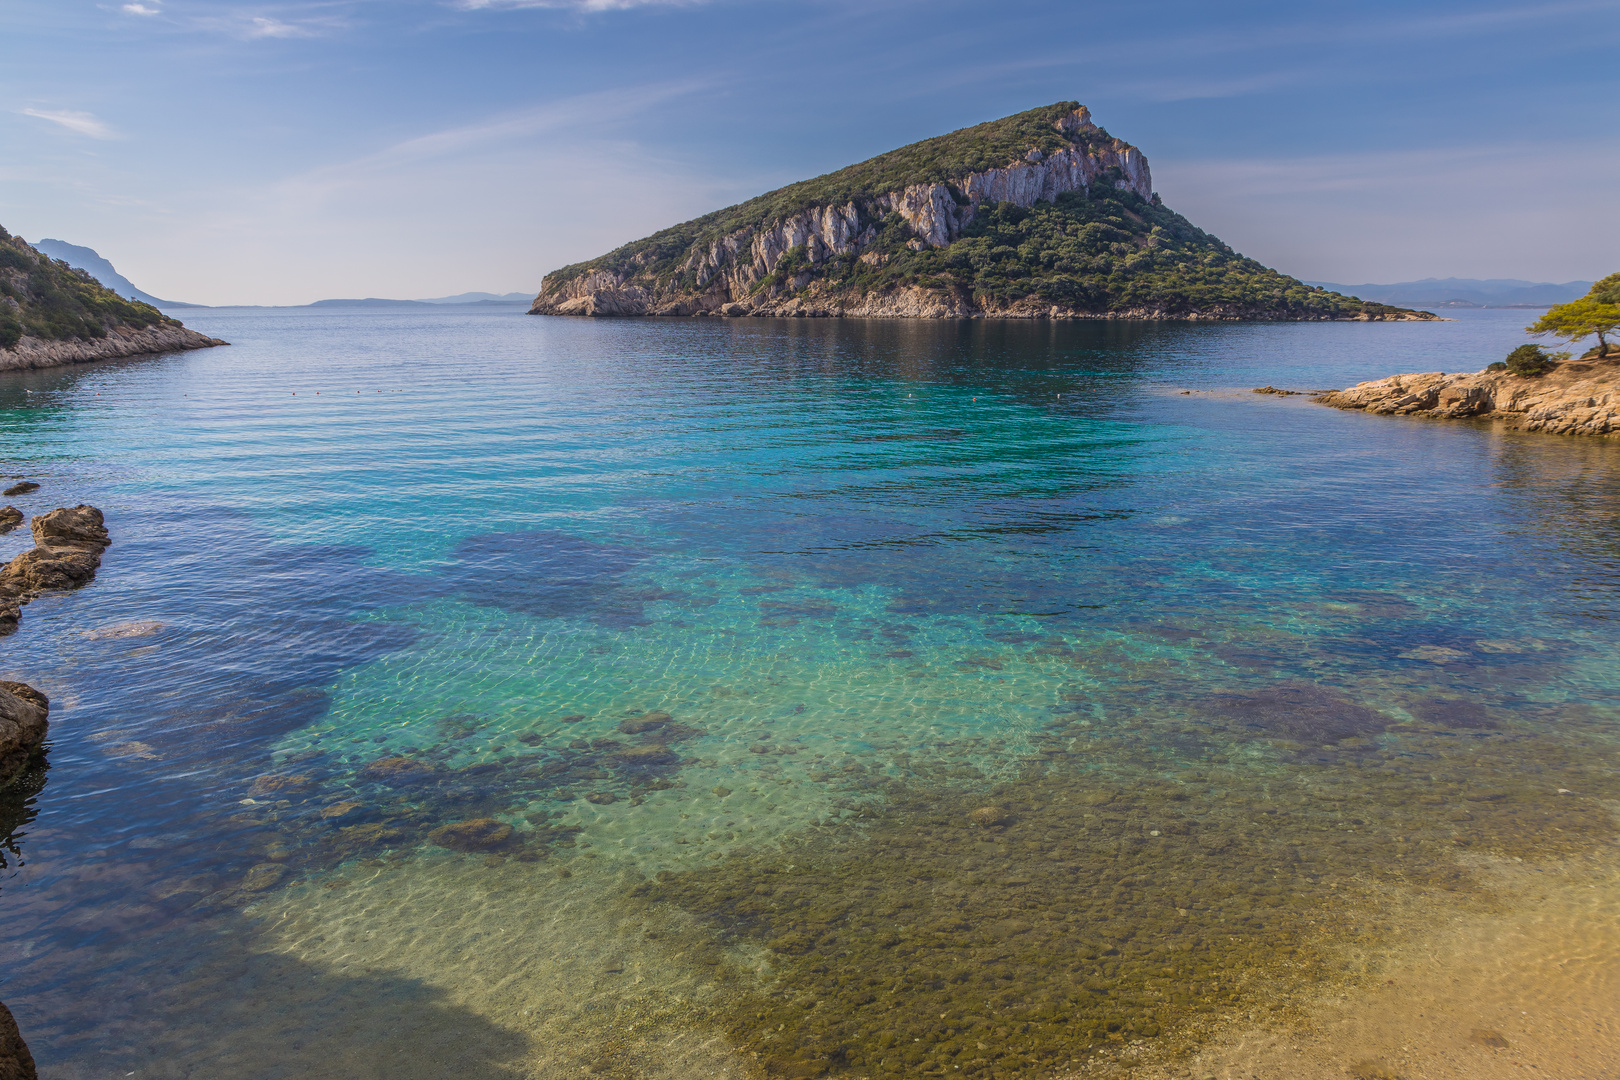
530,102,1433,323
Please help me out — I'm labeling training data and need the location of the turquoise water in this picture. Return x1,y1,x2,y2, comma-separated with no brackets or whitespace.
1,309,1617,1078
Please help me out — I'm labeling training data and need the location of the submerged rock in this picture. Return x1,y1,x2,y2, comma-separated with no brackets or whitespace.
1,483,38,498
0,681,48,789
249,772,314,796
81,619,164,640
969,805,1010,827
0,505,110,636
617,711,672,735
239,863,288,892
614,744,677,767
1210,684,1390,744
428,817,514,852
0,998,38,1080
0,507,20,535
358,755,438,786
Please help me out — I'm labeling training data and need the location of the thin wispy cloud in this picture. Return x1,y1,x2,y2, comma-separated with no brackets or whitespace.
455,0,702,11
286,79,710,191
20,108,117,139
121,2,162,14
246,15,314,37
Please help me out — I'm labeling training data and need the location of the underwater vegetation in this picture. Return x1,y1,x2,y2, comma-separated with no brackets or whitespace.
632,697,1620,1079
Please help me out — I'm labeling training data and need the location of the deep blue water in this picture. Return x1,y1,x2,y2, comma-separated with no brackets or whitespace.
0,308,1616,1079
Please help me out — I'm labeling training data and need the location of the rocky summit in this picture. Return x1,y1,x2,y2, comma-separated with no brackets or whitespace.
0,226,224,371
530,102,1431,322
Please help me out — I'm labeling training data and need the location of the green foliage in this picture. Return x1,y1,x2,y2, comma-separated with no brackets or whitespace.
0,226,171,348
806,184,1403,318
1504,344,1557,376
1485,361,1508,372
1528,286,1620,358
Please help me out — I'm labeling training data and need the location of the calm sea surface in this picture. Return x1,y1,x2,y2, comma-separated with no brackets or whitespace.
1,308,1617,1079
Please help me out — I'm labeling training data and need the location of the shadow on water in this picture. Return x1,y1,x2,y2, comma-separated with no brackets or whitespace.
5,889,531,1079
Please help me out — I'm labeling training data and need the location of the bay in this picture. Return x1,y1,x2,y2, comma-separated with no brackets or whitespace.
1,308,1616,1079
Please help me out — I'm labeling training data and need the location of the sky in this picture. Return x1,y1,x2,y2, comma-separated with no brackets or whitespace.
2,0,1617,305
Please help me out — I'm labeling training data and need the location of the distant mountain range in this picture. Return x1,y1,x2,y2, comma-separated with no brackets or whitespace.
31,238,195,307
1303,278,1592,309
27,240,530,309
305,295,530,309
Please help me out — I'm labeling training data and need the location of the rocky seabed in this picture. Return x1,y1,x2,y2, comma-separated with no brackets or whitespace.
1315,358,1620,438
0,323,225,372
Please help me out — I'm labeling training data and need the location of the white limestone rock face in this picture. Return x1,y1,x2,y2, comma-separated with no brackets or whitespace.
529,105,1160,319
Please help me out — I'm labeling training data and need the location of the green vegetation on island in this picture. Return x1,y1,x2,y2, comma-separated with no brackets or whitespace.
1528,272,1620,359
533,102,1431,321
0,226,171,349
806,184,1404,318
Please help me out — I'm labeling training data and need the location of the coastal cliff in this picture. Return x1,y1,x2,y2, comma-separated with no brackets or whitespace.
531,102,1430,323
1315,357,1620,437
0,227,223,371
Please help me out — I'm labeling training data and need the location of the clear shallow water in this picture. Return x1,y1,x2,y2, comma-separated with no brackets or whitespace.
0,308,1617,1079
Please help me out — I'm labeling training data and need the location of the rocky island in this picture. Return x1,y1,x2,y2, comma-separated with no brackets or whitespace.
1,227,224,371
530,102,1433,322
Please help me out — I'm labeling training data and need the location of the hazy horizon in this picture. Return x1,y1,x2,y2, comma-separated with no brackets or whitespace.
4,0,1617,306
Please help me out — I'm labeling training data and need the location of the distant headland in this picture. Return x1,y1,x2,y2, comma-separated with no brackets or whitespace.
529,102,1435,323
0,228,224,371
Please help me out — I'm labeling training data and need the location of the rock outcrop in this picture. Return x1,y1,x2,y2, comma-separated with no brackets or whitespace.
0,323,225,372
0,999,38,1080
0,681,48,790
1314,357,1620,438
0,505,110,636
531,102,1428,323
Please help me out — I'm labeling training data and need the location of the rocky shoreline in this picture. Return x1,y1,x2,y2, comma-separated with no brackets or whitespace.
1314,356,1620,438
0,505,110,637
0,681,48,794
0,508,108,1078
0,998,38,1080
0,505,105,785
0,324,225,372
533,280,1431,321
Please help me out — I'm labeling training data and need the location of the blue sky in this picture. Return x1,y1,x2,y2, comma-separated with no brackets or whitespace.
3,0,1616,304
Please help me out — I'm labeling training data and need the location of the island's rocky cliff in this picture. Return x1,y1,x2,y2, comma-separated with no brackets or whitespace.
532,103,1427,323
0,227,224,370
1315,358,1620,437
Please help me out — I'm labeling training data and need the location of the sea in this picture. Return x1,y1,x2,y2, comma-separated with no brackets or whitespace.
1,307,1616,1080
